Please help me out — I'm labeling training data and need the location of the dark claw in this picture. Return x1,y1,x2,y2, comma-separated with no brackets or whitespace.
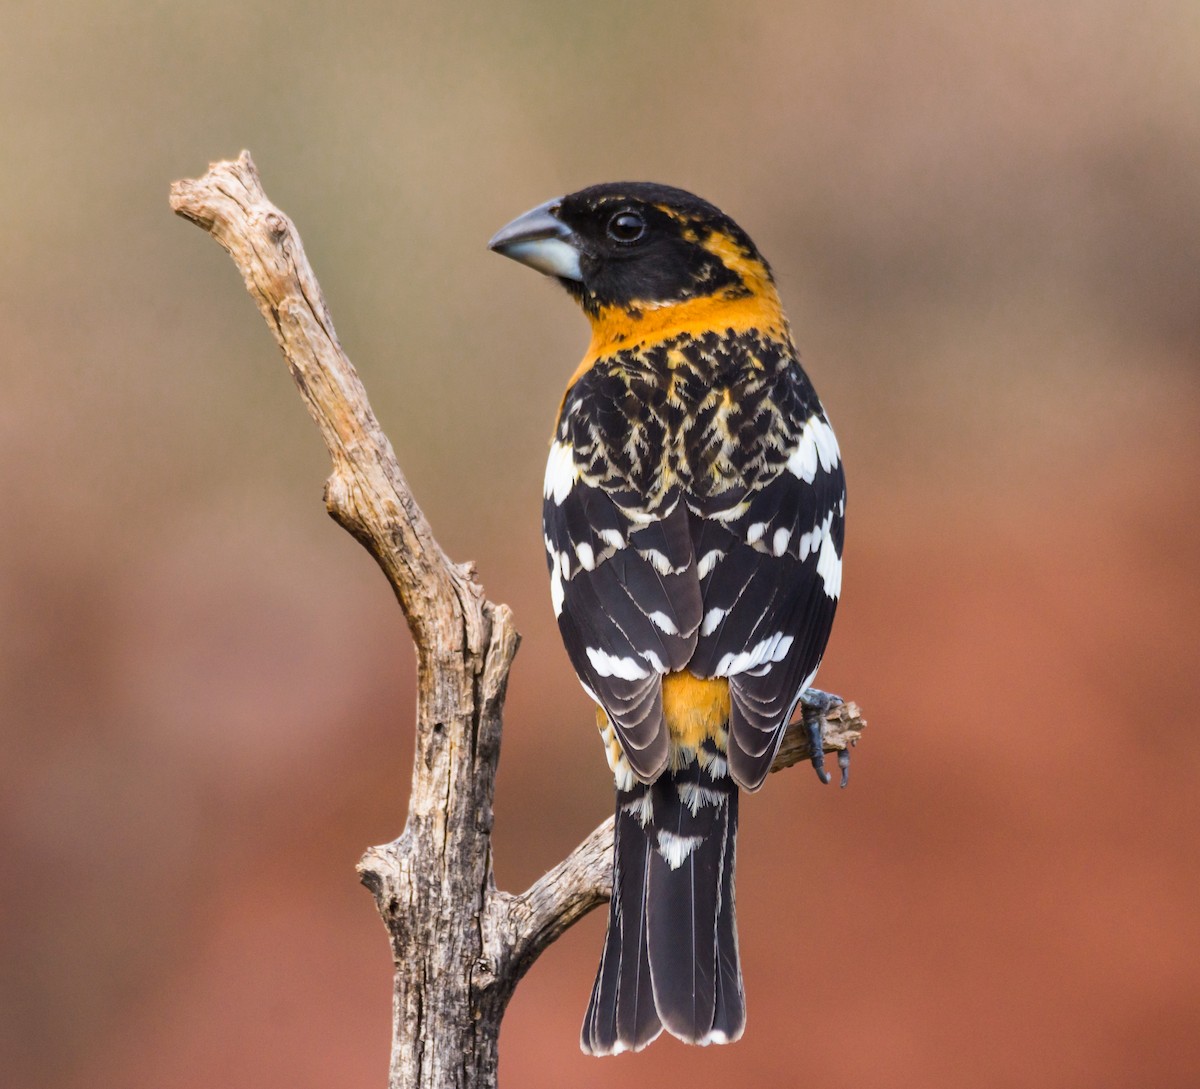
799,688,846,786
805,715,832,784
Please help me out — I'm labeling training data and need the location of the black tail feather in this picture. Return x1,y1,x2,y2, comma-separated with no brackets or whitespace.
581,747,744,1055
582,814,658,1054
711,791,743,1042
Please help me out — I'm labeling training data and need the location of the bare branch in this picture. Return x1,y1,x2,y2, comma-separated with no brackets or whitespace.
170,151,469,656
173,150,516,1089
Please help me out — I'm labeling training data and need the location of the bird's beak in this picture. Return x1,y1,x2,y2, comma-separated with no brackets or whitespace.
488,198,584,282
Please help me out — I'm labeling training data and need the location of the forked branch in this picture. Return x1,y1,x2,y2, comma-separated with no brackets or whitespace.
171,151,865,1089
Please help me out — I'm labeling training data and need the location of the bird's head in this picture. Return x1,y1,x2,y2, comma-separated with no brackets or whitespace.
489,183,788,354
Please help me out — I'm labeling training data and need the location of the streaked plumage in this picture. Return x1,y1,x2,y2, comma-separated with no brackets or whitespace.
491,182,845,1054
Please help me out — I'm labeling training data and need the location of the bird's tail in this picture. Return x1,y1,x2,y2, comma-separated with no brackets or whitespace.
581,743,744,1055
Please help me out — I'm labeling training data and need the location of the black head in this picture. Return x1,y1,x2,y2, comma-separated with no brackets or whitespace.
489,182,775,316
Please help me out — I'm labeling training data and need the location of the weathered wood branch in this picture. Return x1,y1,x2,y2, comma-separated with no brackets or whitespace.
171,151,866,1089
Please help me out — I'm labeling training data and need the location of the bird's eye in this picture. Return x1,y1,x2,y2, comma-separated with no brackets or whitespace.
606,210,646,243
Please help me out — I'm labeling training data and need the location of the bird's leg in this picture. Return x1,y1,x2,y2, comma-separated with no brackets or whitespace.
799,688,848,788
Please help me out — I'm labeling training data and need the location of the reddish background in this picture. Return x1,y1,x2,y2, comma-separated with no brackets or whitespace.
2,3,1198,1088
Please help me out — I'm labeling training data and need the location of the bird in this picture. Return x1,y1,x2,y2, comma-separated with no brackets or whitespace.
489,183,845,1055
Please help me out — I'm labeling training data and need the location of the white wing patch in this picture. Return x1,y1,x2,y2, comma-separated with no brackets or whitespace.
585,646,652,681
543,441,578,504
639,547,686,575
714,632,795,677
792,504,844,600
549,560,565,616
816,531,843,599
544,533,570,617
641,648,667,674
598,528,625,549
798,507,839,560
701,606,727,637
697,548,725,579
648,610,679,635
786,415,841,483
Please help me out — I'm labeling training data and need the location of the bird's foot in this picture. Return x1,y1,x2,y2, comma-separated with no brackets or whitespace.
800,688,849,788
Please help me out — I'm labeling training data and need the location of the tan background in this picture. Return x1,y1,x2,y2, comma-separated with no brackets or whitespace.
3,2,1199,1087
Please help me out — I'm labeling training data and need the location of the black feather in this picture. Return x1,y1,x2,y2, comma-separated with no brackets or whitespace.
583,748,743,1053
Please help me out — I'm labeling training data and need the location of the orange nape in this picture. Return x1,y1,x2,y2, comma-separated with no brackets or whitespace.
559,288,789,412
581,285,786,367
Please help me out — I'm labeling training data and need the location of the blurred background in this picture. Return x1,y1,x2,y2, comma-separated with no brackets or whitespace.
2,2,1198,1087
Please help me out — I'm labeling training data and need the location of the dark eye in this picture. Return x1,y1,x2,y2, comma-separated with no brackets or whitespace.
606,210,646,243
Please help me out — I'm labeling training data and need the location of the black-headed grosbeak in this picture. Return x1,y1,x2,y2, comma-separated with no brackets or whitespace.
490,184,845,1055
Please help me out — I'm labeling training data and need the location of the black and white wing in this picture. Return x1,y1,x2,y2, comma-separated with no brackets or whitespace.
687,408,846,790
543,440,702,782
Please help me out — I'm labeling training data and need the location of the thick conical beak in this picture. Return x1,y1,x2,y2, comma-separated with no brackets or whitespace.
488,197,584,282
